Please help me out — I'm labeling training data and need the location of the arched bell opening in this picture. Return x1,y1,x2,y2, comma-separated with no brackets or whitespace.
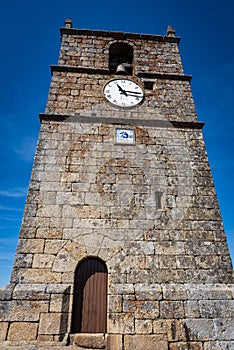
109,42,134,75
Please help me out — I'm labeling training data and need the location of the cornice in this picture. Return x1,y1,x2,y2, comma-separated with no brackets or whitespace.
39,113,204,129
60,27,181,44
50,65,192,81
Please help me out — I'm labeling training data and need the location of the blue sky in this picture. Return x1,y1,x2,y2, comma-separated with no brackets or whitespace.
0,0,233,287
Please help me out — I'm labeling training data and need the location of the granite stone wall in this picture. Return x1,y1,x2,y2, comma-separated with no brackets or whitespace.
0,20,233,350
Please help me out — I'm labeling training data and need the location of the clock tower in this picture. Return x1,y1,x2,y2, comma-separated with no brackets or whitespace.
0,19,233,350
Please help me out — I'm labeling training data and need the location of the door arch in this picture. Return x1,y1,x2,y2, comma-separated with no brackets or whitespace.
71,257,108,333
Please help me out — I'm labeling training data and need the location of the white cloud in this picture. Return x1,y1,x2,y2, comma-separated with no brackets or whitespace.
0,205,21,211
0,252,15,261
13,136,37,161
0,237,18,245
0,187,27,198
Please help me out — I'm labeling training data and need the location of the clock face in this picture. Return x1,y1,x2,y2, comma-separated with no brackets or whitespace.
103,78,144,108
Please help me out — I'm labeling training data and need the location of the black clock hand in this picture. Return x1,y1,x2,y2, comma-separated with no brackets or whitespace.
124,90,142,95
116,83,128,96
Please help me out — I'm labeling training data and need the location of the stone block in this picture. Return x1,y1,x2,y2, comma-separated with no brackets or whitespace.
49,293,70,313
36,227,63,239
0,284,14,300
184,319,216,340
7,300,49,322
52,253,77,272
214,318,234,340
135,283,163,300
169,342,203,350
184,301,201,318
0,322,8,340
38,312,62,335
108,295,122,313
37,204,62,218
44,239,66,254
135,319,153,333
109,283,134,295
123,299,159,319
153,320,186,342
13,253,33,268
107,334,123,350
153,319,168,335
199,300,234,318
187,284,233,300
160,301,185,318
204,341,234,349
7,322,38,341
162,284,188,300
124,334,168,350
45,283,71,294
108,313,134,334
16,238,44,254
72,333,106,349
19,268,62,284
12,283,49,300
32,254,55,269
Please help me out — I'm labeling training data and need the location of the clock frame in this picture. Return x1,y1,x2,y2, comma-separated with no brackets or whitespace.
103,78,144,108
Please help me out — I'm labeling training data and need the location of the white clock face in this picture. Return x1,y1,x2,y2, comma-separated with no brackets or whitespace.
103,79,144,108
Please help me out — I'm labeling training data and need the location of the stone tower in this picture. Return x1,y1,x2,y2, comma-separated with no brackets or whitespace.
0,19,233,350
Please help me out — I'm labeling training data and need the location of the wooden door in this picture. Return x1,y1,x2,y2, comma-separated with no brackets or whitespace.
72,258,108,333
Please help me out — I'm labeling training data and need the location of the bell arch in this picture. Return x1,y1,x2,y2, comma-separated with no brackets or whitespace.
109,41,134,75
71,257,108,334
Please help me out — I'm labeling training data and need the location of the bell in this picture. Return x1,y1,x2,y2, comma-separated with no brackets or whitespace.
115,64,127,74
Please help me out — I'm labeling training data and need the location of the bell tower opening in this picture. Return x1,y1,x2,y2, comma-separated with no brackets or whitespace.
109,42,133,75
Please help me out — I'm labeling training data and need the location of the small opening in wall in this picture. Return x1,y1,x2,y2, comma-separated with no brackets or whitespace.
144,81,154,90
109,42,133,75
155,191,163,209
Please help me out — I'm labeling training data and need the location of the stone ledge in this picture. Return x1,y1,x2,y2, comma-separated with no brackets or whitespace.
70,333,106,349
39,113,204,130
60,27,181,44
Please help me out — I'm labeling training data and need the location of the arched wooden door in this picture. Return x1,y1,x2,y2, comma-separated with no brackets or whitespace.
71,258,108,333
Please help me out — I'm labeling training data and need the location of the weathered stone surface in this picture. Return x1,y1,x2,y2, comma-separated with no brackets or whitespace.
16,239,44,254
107,334,123,350
135,319,153,333
160,301,185,319
2,300,48,322
38,313,62,335
203,341,234,349
72,333,106,348
0,23,233,350
124,334,168,350
108,312,134,334
169,342,203,350
0,322,8,341
0,285,15,300
7,322,38,341
12,284,49,300
135,283,163,300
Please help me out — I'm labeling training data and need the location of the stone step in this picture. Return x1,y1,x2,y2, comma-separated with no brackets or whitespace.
0,340,106,350
70,333,106,349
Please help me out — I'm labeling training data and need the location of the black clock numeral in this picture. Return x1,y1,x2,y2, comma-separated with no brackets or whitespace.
106,90,110,93
107,95,112,98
